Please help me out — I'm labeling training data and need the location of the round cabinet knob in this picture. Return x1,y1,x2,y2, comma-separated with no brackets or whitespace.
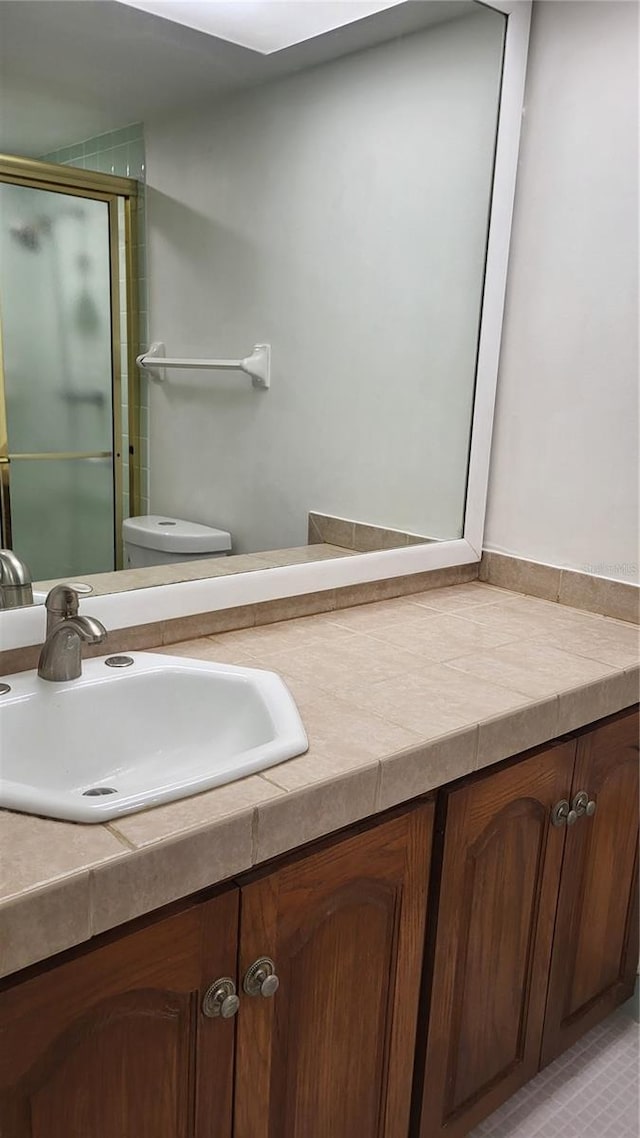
260,973,280,998
566,809,578,826
571,790,597,820
243,956,280,998
551,800,570,827
202,977,240,1019
218,992,241,1018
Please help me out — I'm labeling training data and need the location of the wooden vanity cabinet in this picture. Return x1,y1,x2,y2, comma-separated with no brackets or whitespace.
234,802,434,1138
414,706,639,1138
0,800,434,1138
1,708,637,1138
541,707,639,1064
414,741,575,1138
0,890,239,1138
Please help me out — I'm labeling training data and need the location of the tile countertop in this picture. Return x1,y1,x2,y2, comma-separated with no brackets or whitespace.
2,581,639,980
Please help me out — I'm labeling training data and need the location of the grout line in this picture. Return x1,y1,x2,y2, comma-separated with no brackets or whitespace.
373,760,383,810
250,805,260,864
105,823,136,850
469,723,481,771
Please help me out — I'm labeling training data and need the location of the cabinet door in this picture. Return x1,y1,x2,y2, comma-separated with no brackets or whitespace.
416,741,575,1138
0,890,238,1138
234,802,434,1138
541,706,639,1065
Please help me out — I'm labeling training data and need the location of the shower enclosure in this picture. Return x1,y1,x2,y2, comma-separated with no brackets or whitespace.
0,157,140,581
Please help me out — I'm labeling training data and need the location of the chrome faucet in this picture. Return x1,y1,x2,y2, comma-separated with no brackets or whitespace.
0,549,33,609
38,585,107,682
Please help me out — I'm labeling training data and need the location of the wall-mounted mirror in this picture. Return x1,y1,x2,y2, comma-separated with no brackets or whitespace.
0,0,530,618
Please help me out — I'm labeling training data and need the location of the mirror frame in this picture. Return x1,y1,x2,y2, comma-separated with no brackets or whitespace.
0,0,531,651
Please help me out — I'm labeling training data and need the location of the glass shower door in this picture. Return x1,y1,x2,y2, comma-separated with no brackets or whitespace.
0,180,119,580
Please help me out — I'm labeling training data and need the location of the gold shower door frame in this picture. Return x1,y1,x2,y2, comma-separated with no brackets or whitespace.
0,155,141,570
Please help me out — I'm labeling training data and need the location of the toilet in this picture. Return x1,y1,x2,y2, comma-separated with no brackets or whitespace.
122,515,232,568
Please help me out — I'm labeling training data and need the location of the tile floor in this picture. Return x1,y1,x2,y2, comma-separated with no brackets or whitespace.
472,1006,639,1137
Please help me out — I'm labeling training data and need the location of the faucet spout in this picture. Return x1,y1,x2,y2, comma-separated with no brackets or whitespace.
38,611,107,682
63,615,107,644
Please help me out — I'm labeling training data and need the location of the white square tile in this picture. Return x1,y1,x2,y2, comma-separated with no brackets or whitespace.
471,1008,639,1137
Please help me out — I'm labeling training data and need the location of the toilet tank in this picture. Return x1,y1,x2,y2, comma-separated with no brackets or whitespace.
123,516,232,568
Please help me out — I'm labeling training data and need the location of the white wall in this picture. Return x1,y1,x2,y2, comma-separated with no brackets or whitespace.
145,9,504,552
485,0,639,584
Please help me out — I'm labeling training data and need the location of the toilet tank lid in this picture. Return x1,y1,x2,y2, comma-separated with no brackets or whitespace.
123,515,232,554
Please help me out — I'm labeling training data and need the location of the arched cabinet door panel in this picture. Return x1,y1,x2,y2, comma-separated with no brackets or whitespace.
234,802,434,1138
541,706,639,1065
0,890,238,1138
416,741,575,1138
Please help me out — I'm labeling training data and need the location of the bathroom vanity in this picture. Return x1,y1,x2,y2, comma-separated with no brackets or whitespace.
1,0,637,1129
0,581,637,1138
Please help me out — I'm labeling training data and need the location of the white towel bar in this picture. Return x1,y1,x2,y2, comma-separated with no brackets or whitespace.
136,342,270,388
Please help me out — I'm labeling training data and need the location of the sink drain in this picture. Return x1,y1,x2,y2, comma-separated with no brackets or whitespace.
82,787,118,797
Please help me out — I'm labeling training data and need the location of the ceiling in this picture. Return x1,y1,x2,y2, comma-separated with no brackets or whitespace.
117,1,407,55
0,0,475,157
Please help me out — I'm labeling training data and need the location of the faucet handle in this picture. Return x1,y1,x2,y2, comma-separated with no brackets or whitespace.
46,584,80,618
45,583,93,634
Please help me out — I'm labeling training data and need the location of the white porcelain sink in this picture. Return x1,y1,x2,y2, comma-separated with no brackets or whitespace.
0,653,308,823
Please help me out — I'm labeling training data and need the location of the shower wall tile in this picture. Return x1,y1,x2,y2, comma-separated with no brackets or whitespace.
42,126,145,181
41,125,150,517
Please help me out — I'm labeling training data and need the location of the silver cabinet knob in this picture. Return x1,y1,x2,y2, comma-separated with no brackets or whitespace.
572,790,597,819
566,809,578,826
243,956,280,998
202,977,240,1019
551,799,570,827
